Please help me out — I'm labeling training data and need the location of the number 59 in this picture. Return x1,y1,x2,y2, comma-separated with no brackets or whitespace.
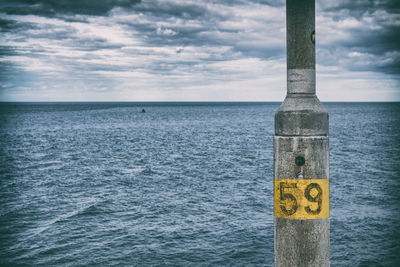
279,182,323,216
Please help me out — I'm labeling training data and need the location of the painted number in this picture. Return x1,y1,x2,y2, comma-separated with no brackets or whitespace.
279,182,298,215
304,183,323,215
279,182,323,216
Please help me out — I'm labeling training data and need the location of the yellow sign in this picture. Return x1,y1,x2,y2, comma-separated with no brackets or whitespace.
274,178,329,219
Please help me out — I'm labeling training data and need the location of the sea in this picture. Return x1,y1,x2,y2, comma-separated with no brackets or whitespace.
0,102,399,266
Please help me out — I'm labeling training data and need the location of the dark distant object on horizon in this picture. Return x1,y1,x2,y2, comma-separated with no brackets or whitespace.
142,109,146,113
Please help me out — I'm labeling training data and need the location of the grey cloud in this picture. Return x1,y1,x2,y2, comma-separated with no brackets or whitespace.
114,1,285,59
319,2,400,74
0,0,286,60
245,0,284,7
320,0,400,15
1,0,399,101
344,25,400,55
0,0,141,16
132,1,211,20
0,17,18,32
208,0,284,7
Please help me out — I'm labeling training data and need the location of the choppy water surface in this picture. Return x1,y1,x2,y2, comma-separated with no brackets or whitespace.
0,102,399,266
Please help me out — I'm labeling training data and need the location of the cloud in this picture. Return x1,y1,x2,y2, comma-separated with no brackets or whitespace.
319,0,400,15
0,0,399,101
0,0,142,16
317,0,400,74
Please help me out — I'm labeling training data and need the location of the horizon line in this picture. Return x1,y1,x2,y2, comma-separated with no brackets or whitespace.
1,100,399,103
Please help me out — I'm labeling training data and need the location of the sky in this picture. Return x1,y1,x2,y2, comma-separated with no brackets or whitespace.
0,0,399,102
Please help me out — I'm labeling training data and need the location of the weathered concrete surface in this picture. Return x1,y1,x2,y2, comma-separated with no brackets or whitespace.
274,136,329,179
275,96,328,136
287,69,315,94
286,0,315,70
274,136,330,267
274,0,330,266
274,218,330,267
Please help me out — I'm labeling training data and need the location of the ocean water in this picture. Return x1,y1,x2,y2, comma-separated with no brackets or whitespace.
0,102,399,266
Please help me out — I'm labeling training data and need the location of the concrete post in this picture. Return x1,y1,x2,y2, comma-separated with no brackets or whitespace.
273,0,330,266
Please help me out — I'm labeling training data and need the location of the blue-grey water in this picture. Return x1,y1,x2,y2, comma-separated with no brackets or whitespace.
0,102,399,266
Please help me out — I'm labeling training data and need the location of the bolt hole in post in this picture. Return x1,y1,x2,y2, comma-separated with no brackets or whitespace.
295,156,305,166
